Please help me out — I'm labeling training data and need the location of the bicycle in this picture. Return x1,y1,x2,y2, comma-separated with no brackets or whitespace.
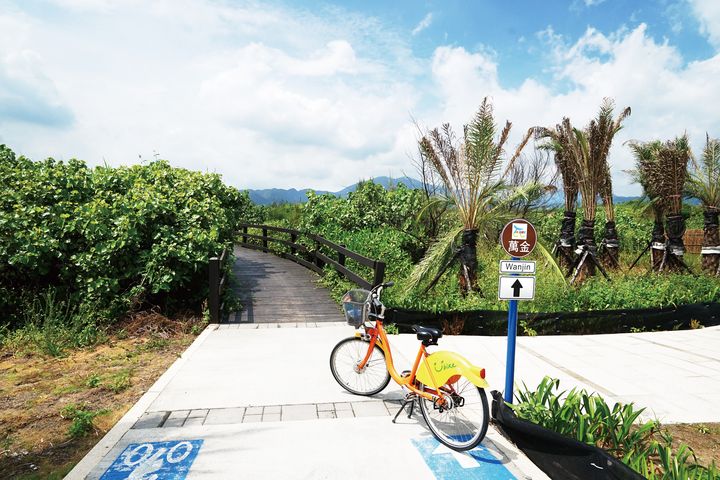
329,282,490,451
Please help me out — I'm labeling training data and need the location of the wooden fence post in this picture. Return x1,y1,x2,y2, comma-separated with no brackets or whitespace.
242,226,248,244
338,244,346,267
291,233,298,256
314,240,324,269
262,227,268,252
373,261,386,287
208,256,220,323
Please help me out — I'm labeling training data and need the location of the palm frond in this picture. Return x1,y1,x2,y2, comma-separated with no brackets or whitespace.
403,225,464,293
686,134,720,209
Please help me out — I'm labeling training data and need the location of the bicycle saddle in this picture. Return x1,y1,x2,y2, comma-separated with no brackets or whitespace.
412,325,442,346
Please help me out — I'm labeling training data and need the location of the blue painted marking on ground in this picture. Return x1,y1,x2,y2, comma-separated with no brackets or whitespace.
100,439,203,480
411,437,516,480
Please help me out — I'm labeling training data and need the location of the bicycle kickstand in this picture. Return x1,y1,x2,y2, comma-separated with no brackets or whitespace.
392,393,416,424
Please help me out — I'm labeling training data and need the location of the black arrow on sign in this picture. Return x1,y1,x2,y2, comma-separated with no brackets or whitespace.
511,279,523,297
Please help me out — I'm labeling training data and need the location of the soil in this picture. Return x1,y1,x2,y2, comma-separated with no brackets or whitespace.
0,314,202,480
664,423,720,468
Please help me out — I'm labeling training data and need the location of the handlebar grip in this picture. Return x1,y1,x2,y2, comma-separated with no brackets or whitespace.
383,281,395,288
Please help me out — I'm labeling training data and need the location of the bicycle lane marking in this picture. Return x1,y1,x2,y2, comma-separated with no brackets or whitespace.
411,437,517,480
99,439,203,480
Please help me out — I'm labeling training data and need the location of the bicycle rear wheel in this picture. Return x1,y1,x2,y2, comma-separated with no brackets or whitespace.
329,337,390,396
418,376,489,451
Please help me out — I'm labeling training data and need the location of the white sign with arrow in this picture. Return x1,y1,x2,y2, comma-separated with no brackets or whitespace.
498,275,535,300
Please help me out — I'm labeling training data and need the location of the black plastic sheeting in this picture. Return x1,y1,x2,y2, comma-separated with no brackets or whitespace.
490,391,644,480
384,302,720,336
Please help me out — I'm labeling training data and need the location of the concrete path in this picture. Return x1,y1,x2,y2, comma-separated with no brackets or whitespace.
66,249,720,479
68,322,720,479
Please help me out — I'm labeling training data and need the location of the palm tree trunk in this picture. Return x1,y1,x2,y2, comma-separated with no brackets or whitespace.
459,229,478,294
664,214,686,271
576,219,596,281
650,219,665,271
701,209,720,275
600,221,620,269
557,211,576,271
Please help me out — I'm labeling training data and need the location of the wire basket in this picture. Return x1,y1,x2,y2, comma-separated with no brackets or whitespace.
342,289,371,327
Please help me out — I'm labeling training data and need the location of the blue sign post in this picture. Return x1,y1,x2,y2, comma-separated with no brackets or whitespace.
498,219,537,404
503,257,519,404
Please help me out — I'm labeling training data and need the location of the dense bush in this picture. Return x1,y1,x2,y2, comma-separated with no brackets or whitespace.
0,145,259,329
262,182,720,315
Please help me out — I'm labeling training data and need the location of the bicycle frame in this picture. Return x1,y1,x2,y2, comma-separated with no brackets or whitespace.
355,318,443,402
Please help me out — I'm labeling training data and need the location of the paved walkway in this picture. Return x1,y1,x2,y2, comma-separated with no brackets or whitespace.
66,249,720,479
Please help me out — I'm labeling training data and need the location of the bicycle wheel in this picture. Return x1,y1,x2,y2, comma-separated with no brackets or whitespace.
329,337,390,396
418,376,489,451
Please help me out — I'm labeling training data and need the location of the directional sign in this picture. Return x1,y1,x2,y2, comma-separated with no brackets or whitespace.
499,219,537,258
499,260,535,275
498,275,535,300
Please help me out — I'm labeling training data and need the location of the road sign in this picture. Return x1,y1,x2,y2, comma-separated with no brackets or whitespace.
499,219,537,258
499,260,535,274
498,276,535,300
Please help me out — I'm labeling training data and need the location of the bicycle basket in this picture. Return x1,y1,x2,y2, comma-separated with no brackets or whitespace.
342,289,371,327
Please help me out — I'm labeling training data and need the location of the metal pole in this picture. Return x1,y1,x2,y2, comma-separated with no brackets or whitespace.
504,256,519,404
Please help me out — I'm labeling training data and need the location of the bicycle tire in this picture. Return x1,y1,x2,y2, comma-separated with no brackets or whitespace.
418,377,489,451
329,337,391,396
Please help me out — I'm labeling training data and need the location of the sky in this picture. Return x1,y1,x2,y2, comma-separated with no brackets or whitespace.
1,0,720,194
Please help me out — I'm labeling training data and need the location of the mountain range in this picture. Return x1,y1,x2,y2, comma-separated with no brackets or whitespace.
246,176,643,206
246,176,425,205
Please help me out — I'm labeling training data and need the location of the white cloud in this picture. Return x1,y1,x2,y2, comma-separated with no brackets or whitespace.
688,0,720,48
3,2,720,196
428,23,720,194
584,0,606,6
412,13,433,36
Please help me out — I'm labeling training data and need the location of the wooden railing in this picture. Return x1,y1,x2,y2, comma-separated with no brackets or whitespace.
208,248,229,323
237,223,385,290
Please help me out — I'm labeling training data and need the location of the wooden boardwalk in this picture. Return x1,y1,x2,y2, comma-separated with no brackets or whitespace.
227,246,343,323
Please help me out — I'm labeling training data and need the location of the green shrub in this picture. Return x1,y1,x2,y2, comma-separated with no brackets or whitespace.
0,145,260,331
514,377,720,479
60,403,106,438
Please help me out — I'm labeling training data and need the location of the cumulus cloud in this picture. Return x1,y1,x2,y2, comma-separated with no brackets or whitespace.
2,1,720,195
412,13,433,36
428,23,720,193
688,0,720,48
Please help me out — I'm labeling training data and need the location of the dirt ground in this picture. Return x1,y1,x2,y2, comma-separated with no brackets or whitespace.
0,315,202,480
664,422,720,468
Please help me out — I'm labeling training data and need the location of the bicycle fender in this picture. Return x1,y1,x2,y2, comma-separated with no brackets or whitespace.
416,351,489,389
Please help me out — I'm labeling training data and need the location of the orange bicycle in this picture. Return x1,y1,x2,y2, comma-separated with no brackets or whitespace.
329,282,490,451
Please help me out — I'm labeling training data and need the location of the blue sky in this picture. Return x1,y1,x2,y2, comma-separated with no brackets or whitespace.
1,0,720,194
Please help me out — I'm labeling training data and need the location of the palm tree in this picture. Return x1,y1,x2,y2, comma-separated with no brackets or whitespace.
590,100,631,270
686,134,720,275
409,98,532,294
627,140,666,270
535,119,580,271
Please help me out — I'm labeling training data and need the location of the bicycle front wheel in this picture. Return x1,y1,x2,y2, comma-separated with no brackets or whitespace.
329,337,390,396
419,376,489,451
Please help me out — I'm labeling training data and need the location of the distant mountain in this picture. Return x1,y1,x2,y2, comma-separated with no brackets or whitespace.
247,177,646,206
247,176,425,205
